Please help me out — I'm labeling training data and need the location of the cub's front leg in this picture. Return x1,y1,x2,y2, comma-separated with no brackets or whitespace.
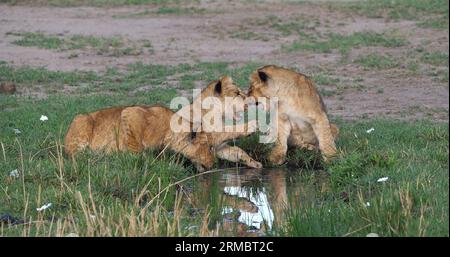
209,119,258,146
268,118,291,165
215,144,262,168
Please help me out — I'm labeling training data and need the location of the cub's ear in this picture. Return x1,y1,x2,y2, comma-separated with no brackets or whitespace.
214,80,222,95
220,76,233,85
258,71,268,83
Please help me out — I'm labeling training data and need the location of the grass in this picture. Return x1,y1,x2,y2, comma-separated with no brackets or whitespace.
1,62,448,236
0,61,262,96
284,32,408,56
354,53,400,70
114,6,208,18
155,6,206,15
312,73,340,86
8,32,152,57
420,52,449,67
418,15,449,29
270,17,320,37
429,69,449,83
310,73,341,97
337,0,449,19
277,120,449,236
8,32,65,49
3,0,192,6
227,15,320,42
336,0,449,30
230,30,270,42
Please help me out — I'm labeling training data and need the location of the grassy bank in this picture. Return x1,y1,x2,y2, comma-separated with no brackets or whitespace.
1,62,448,236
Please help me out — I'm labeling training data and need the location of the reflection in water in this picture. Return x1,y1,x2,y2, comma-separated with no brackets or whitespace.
222,186,274,230
190,167,329,236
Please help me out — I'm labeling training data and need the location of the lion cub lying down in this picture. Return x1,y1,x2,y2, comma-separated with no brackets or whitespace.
64,76,262,171
248,65,339,164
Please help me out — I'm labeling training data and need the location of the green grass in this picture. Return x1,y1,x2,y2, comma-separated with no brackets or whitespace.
0,61,262,95
338,0,449,19
3,0,191,6
421,52,449,67
284,32,408,56
418,15,449,29
0,63,448,236
337,0,449,30
227,15,320,42
8,32,65,49
8,32,152,57
310,73,341,97
354,53,400,70
275,120,449,236
155,7,206,15
114,7,207,18
0,63,100,86
312,73,340,86
270,18,320,37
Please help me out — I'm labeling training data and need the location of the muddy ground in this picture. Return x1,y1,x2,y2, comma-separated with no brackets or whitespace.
0,1,448,121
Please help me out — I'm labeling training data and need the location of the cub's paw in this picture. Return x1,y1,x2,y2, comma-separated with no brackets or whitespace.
321,147,338,163
268,152,286,165
248,160,263,169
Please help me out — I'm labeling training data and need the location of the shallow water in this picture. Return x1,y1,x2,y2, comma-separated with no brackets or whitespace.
189,167,330,236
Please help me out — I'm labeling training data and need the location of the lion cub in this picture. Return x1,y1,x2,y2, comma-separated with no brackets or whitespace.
64,76,261,171
247,65,339,164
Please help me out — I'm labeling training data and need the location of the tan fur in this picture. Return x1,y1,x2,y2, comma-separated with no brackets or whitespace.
248,65,339,164
65,76,261,171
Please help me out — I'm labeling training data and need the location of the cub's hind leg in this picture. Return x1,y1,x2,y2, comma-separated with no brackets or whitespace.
307,120,339,161
330,123,339,140
119,107,148,153
287,123,339,152
64,114,94,156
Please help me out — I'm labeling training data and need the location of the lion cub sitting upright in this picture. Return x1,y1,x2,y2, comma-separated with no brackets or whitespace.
247,65,339,164
64,76,261,171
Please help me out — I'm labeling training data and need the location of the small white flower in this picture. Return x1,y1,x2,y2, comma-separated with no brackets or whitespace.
366,128,375,134
9,169,19,178
13,128,21,134
354,133,358,138
36,203,52,212
377,177,389,183
40,115,49,122
90,215,96,220
365,202,371,207
328,209,331,213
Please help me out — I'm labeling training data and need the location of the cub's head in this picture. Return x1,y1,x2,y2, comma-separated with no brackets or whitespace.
248,66,274,96
248,65,305,110
201,76,247,121
248,65,328,113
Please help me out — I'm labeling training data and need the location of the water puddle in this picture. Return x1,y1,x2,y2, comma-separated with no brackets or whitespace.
188,168,330,236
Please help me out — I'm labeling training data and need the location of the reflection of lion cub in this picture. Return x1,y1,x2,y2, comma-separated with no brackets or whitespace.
248,65,339,164
64,76,261,171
